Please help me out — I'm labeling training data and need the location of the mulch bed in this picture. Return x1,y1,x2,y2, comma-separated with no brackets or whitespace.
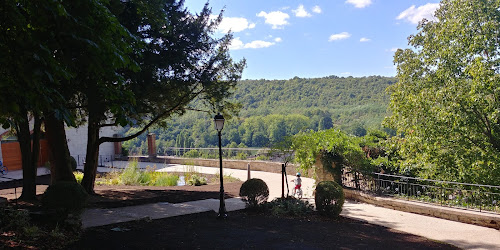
70,210,458,249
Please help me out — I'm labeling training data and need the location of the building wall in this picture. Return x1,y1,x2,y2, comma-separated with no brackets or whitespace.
66,124,121,164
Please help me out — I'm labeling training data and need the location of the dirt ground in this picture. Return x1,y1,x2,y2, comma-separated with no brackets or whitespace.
0,175,458,249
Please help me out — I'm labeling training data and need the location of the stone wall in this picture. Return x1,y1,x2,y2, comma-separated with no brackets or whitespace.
128,156,314,177
344,188,500,230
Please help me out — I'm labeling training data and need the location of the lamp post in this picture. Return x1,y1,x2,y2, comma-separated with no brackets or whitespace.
214,113,227,218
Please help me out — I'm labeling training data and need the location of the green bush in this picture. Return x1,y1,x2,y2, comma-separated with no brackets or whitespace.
120,161,142,185
239,178,269,208
73,171,84,184
154,174,179,186
41,181,88,213
314,181,345,217
70,156,77,171
261,197,314,217
187,174,207,186
183,149,200,158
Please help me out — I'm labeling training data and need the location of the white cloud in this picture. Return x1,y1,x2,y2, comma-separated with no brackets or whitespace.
257,11,290,29
216,16,256,33
274,37,282,42
346,0,372,8
360,37,371,42
245,40,275,49
341,72,351,75
329,32,351,42
312,5,322,14
229,37,245,50
230,37,277,50
293,5,311,17
397,3,439,24
386,47,399,52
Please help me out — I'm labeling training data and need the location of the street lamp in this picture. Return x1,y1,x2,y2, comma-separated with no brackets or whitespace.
214,113,227,218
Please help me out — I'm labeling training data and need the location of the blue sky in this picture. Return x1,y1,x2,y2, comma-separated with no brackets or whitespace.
184,0,441,80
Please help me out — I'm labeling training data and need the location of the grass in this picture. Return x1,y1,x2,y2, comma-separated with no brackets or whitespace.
93,161,180,187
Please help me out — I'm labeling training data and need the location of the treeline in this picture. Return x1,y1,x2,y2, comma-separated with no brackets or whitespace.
122,75,395,154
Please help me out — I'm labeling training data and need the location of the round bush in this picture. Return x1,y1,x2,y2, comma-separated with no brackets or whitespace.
314,181,345,217
239,178,269,207
42,181,88,212
70,156,77,171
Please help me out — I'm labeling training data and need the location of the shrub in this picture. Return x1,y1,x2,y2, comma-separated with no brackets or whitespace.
73,171,84,184
41,181,88,213
154,174,179,186
70,156,77,171
239,178,269,208
120,161,142,185
183,149,200,158
314,181,345,217
187,174,207,186
261,197,314,217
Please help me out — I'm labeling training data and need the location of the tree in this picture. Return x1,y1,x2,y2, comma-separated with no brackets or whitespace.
0,1,93,199
79,0,245,194
292,129,370,184
385,0,500,185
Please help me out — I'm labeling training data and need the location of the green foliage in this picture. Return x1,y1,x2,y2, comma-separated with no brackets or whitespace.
385,0,500,185
0,208,30,232
259,197,314,217
186,174,207,186
154,174,180,187
183,149,200,158
119,161,143,185
292,129,372,183
121,75,394,153
239,178,270,208
41,181,88,213
73,172,84,184
314,181,345,217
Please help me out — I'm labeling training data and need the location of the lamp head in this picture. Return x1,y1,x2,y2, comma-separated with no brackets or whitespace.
214,113,225,132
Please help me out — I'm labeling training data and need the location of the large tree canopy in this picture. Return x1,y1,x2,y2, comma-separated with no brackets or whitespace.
80,0,246,193
385,0,500,185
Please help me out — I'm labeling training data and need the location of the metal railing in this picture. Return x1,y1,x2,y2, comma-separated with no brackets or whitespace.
73,155,115,168
155,147,272,161
342,170,500,214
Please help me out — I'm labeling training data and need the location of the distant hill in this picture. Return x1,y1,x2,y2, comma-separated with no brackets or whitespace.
122,75,395,154
233,75,394,126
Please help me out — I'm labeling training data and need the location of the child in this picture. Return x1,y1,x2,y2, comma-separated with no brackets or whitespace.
292,172,302,196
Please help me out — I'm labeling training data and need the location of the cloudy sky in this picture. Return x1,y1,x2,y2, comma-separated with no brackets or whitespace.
184,0,440,80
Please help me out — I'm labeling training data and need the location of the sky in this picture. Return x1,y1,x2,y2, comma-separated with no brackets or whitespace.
183,0,441,80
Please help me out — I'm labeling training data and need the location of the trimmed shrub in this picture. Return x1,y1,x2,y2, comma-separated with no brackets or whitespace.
239,178,269,208
262,197,314,217
315,181,345,217
70,156,77,171
41,181,88,213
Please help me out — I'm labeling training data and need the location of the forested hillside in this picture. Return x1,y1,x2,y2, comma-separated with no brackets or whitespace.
122,75,395,155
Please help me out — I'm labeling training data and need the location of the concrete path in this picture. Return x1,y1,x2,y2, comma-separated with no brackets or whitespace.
82,198,246,228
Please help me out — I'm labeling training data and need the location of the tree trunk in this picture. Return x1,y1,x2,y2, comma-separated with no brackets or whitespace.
44,112,76,184
81,117,100,195
17,109,36,200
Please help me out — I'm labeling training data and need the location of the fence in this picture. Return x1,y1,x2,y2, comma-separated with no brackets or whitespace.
154,147,273,161
342,170,500,214
73,155,115,168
